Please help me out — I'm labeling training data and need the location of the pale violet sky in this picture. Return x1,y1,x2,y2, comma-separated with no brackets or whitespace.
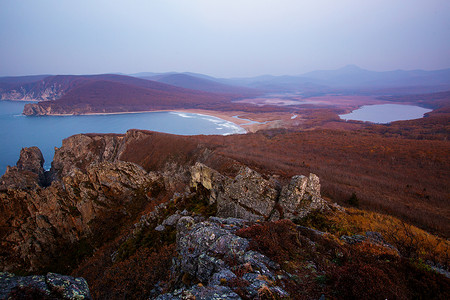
1,0,449,77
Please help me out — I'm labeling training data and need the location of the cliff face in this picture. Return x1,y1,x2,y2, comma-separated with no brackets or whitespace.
22,102,55,116
0,130,328,273
0,75,86,102
0,133,165,271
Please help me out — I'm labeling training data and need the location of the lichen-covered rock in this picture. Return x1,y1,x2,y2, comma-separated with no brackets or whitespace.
210,269,237,286
220,167,280,220
160,217,288,299
0,272,91,299
190,162,328,222
191,163,278,221
278,173,327,219
156,285,241,300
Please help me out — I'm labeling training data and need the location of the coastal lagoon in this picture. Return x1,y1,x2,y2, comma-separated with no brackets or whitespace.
339,104,432,124
0,101,245,174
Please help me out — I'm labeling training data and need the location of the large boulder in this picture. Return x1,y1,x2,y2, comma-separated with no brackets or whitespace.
278,173,326,219
190,162,328,222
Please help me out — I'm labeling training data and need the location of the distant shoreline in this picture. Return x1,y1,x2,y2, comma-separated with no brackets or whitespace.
24,108,254,133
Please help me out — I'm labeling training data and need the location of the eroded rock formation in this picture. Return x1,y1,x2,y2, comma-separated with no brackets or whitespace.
190,162,327,221
0,147,47,190
0,130,328,273
156,216,289,299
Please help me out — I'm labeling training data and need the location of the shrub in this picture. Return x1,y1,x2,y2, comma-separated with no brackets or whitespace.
347,192,359,207
236,219,301,263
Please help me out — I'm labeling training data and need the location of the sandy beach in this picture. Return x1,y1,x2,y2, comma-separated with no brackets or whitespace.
42,108,273,133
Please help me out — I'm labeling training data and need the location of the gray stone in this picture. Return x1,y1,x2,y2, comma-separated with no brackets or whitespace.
278,173,327,219
0,272,91,299
155,224,166,232
162,213,182,227
167,217,287,298
158,285,241,300
210,269,237,286
197,254,226,283
46,272,91,299
190,163,328,223
210,233,249,257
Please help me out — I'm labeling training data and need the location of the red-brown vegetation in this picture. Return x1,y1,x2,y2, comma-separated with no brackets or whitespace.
193,130,450,237
86,245,175,299
236,218,450,299
114,127,450,237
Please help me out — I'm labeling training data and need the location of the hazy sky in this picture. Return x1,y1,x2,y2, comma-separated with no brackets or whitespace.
1,0,449,77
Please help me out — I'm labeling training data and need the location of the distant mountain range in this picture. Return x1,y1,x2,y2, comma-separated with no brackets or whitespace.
1,66,449,115
131,65,450,94
138,73,258,94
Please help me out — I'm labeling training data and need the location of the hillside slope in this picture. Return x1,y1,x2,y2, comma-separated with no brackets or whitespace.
0,130,448,299
141,73,259,95
18,74,241,115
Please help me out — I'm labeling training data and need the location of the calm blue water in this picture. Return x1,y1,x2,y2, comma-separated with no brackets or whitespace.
339,104,432,124
0,101,245,174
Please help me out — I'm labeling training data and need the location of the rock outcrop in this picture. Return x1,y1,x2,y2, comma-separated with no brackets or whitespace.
0,131,328,274
0,135,165,272
156,216,289,299
23,102,54,116
190,162,327,222
0,272,91,299
0,147,47,190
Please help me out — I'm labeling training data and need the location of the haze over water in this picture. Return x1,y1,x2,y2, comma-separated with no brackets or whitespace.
0,101,244,174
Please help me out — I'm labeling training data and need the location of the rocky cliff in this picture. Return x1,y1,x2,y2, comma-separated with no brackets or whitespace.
0,130,328,273
0,75,86,102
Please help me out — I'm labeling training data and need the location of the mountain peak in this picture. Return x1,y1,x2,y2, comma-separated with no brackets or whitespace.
339,64,365,72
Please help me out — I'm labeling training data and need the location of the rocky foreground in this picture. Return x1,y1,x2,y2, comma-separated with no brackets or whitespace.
0,130,448,299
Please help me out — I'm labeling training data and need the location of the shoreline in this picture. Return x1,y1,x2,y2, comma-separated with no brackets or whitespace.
26,109,260,133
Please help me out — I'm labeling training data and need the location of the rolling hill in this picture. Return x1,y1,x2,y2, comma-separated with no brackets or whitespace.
0,74,250,115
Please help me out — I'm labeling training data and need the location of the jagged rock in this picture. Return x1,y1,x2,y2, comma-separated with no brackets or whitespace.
190,162,328,222
0,156,163,271
0,272,91,299
0,147,47,190
160,217,288,299
278,173,327,219
17,147,46,181
50,134,124,180
210,269,237,286
155,225,166,232
0,132,328,276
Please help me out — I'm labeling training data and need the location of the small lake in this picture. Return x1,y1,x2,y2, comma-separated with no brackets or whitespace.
0,101,245,174
339,104,432,124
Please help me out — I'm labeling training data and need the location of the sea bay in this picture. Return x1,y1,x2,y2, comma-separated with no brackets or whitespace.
0,101,245,174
